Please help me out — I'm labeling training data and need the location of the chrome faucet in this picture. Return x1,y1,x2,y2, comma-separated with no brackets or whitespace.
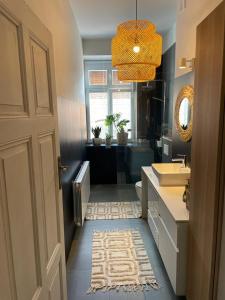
172,154,187,167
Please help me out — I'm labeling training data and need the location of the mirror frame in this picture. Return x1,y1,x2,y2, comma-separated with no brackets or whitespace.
175,85,194,142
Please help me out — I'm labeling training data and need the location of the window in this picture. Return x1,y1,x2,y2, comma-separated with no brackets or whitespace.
112,91,131,138
88,70,107,86
89,92,108,137
84,61,136,141
112,70,131,86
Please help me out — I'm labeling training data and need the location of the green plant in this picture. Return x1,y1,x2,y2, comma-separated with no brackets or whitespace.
104,113,129,133
106,133,112,139
91,126,101,138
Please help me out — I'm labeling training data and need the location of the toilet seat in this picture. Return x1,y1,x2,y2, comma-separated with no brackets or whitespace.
135,181,142,200
135,181,142,189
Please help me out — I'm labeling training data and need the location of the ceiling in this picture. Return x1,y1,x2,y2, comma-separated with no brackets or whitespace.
70,0,177,39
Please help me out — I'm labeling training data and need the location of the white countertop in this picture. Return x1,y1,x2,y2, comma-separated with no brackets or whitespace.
142,166,189,223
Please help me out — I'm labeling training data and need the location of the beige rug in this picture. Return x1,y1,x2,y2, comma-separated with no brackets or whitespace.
85,201,142,220
87,229,158,293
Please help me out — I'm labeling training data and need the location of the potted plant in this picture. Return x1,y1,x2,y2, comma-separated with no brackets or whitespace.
105,113,130,145
105,133,112,146
117,127,128,145
91,126,102,146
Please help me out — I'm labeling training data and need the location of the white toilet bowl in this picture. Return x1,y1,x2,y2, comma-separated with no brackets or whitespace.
135,181,142,201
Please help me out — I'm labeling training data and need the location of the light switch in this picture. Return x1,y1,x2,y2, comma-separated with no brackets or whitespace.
163,144,169,156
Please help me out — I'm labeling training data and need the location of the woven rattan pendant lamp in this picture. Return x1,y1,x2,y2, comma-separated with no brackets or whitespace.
112,0,162,82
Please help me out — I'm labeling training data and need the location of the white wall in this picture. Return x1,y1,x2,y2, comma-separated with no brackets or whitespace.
82,38,112,56
175,0,223,78
171,0,223,144
171,0,224,165
163,23,176,53
83,27,177,56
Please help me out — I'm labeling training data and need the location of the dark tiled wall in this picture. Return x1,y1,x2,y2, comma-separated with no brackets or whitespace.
161,44,193,164
161,44,175,163
172,72,194,165
137,78,164,164
162,44,176,135
58,98,86,259
137,45,176,163
162,137,173,163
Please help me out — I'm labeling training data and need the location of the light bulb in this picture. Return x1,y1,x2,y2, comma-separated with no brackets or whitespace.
133,45,140,53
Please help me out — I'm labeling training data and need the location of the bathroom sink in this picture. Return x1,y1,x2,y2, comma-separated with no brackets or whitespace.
152,163,191,186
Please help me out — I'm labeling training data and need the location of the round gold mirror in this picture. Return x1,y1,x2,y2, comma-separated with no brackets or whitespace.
175,85,194,142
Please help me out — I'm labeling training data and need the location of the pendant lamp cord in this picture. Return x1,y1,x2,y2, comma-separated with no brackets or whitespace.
135,0,138,37
136,0,138,21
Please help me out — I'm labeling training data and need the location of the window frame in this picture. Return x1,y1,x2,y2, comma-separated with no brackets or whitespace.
88,69,108,86
84,60,137,142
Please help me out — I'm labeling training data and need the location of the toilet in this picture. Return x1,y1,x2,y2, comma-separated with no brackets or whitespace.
135,181,142,201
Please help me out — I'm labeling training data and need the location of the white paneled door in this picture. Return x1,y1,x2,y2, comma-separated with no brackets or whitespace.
0,0,67,299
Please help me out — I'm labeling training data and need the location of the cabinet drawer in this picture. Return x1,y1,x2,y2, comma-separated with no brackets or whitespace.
148,182,159,214
148,181,159,202
148,210,159,246
158,215,179,293
158,199,178,246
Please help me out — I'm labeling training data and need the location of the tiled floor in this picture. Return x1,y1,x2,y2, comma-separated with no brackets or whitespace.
67,185,186,300
89,184,139,203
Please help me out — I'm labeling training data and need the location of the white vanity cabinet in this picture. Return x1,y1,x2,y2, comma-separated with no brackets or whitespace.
142,167,189,296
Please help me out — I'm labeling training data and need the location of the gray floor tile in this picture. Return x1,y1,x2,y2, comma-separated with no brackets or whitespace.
90,184,138,203
126,291,145,300
67,270,90,299
109,289,128,300
67,184,186,300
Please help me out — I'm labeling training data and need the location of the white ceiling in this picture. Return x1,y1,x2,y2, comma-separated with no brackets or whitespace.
70,0,177,39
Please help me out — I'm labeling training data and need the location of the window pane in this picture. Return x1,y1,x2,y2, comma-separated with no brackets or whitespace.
88,70,107,86
112,70,131,86
112,92,131,138
89,92,108,138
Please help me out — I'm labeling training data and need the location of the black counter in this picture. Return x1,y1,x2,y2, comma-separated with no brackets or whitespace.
86,143,155,184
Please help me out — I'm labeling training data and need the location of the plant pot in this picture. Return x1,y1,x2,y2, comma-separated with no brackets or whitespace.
105,138,112,146
117,132,128,145
93,138,102,146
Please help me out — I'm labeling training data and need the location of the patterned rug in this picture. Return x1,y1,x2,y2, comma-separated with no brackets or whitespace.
87,229,158,293
85,201,142,220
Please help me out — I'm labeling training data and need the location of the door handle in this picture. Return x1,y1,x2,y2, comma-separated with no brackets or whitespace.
59,164,69,172
58,157,69,172
57,157,69,189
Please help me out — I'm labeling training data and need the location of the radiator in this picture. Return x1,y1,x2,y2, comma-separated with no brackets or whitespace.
73,161,90,226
